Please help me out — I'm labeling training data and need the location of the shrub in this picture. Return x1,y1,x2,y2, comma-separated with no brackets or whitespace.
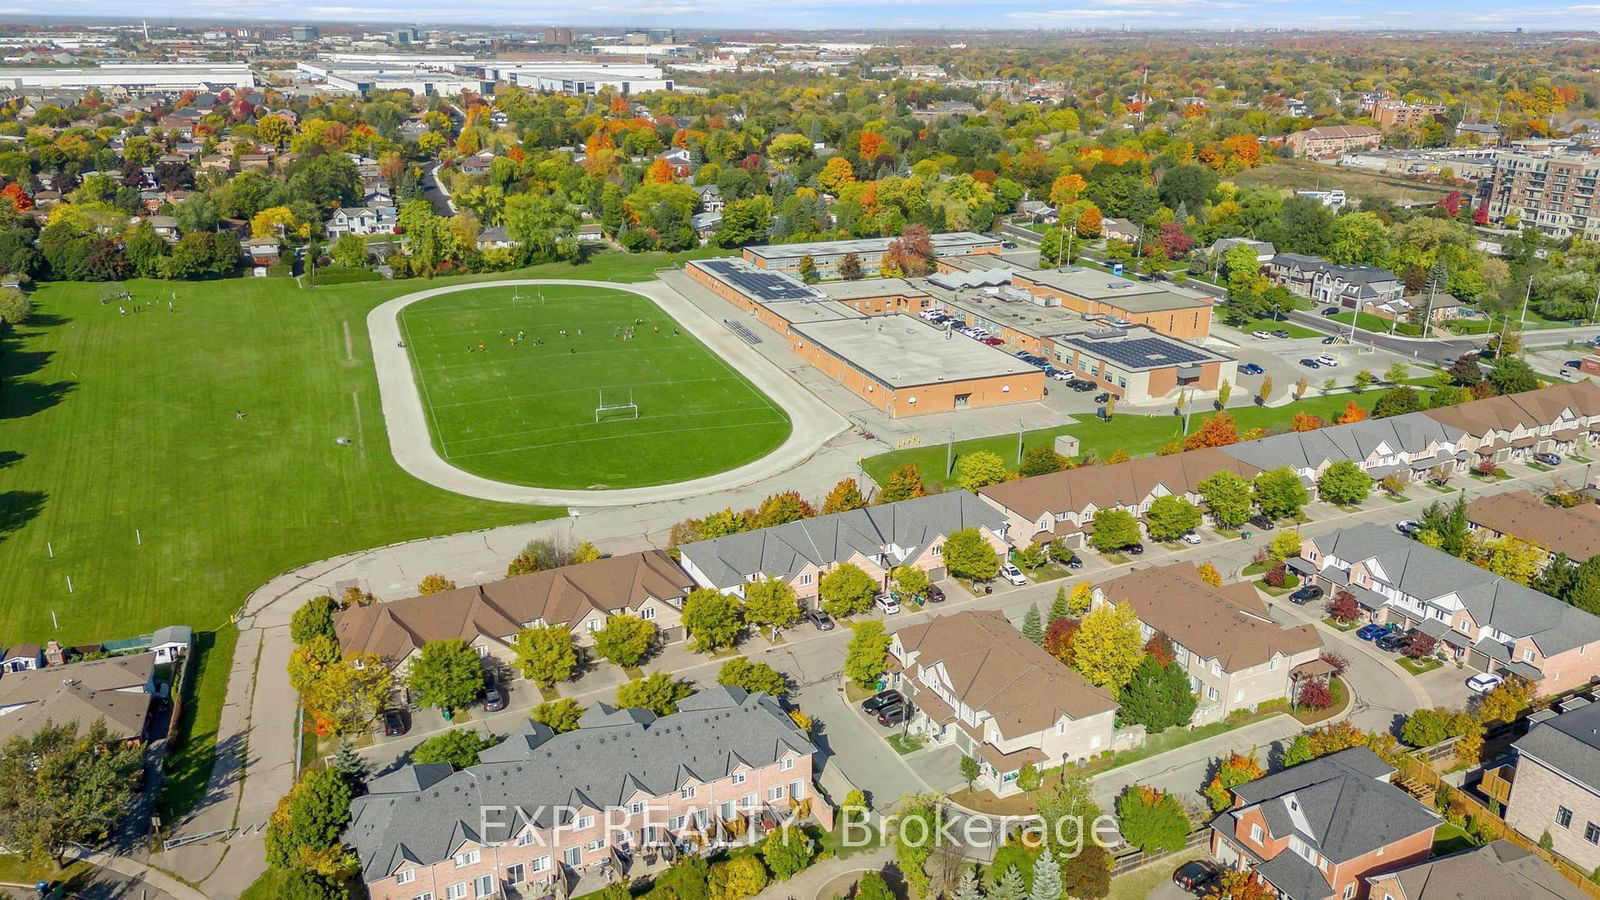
1296,679,1333,710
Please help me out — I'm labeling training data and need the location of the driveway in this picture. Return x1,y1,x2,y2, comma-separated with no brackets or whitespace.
1415,663,1477,710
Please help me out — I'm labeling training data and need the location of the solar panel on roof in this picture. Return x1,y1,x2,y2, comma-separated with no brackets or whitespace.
1066,336,1208,369
704,259,818,301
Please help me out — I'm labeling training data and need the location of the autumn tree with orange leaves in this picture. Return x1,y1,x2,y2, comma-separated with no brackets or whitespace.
646,157,675,184
1184,413,1240,450
858,131,885,160
1,182,30,211
1291,413,1324,432
1335,401,1367,424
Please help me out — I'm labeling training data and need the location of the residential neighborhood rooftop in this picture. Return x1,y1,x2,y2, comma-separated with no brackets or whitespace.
1466,489,1600,562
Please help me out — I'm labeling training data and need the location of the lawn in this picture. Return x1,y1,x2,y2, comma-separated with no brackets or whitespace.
1432,822,1478,856
159,625,239,823
1328,310,1422,337
1398,655,1444,675
1226,317,1322,339
399,283,790,489
1108,846,1207,900
0,252,706,645
860,393,1391,490
1233,157,1452,205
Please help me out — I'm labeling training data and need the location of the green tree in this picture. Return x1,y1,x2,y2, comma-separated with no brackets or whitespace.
1072,601,1145,696
1061,845,1110,900
1048,587,1071,625
1027,843,1063,900
0,720,144,865
1489,356,1539,395
1022,603,1044,646
1419,494,1472,558
954,450,1009,490
302,652,392,737
1020,445,1066,477
1144,495,1201,541
1199,469,1253,527
717,656,788,696
1328,211,1393,267
615,673,692,716
797,254,818,284
592,613,658,668
761,824,815,879
882,464,926,502
1205,752,1264,812
844,621,892,689
708,856,769,900
410,729,492,769
407,639,484,711
0,287,30,325
512,624,578,688
531,698,585,733
1318,460,1373,505
856,872,894,900
989,865,1027,900
682,588,744,652
1372,386,1423,419
893,565,930,600
743,577,802,630
944,528,1001,580
290,595,340,644
330,233,368,267
1089,508,1141,551
819,562,878,617
650,857,710,900
960,754,981,789
1117,656,1198,733
1400,707,1480,748
1252,467,1309,520
1116,786,1190,853
264,767,355,876
894,795,941,899
1268,529,1305,564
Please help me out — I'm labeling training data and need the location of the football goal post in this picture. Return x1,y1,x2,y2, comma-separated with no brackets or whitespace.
594,388,639,423
511,286,545,306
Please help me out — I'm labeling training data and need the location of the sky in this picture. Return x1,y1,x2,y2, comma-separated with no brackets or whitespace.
46,0,1600,30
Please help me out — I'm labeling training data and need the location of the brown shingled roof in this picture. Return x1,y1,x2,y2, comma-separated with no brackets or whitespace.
1095,562,1321,672
0,652,155,743
1467,490,1600,562
893,610,1115,739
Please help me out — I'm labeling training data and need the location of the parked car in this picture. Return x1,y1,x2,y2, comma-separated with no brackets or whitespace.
1248,514,1276,531
806,608,835,631
1094,392,1112,403
877,703,909,726
875,593,901,615
927,584,946,603
1239,363,1265,375
1289,585,1323,605
1001,240,1017,249
1049,370,1073,381
1181,531,1202,545
1321,307,1342,316
1069,379,1096,392
1356,624,1389,641
1001,563,1028,586
862,690,903,713
1315,353,1339,367
1396,520,1421,537
1534,452,1563,466
982,337,1004,346
1321,336,1338,345
1376,630,1412,652
1173,860,1221,894
1565,359,1583,369
1066,555,1083,569
1252,330,1272,340
383,709,409,737
1126,543,1145,555
1272,329,1291,339
482,678,507,712
1299,357,1322,369
1466,672,1505,694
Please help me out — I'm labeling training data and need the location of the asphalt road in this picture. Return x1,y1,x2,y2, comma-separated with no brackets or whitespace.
1285,309,1484,364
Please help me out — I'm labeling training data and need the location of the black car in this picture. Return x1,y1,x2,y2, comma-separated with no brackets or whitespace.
862,689,903,714
1093,392,1111,403
926,584,946,603
1069,379,1096,392
1248,514,1276,531
1321,306,1342,316
482,678,506,712
877,703,909,726
1289,585,1323,605
1066,555,1083,569
1271,329,1291,339
1173,860,1221,894
1376,630,1411,652
1299,357,1321,369
806,608,835,631
383,709,409,737
1321,336,1338,345
1126,543,1145,555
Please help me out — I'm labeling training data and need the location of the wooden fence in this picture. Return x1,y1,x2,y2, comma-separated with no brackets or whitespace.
1107,828,1209,878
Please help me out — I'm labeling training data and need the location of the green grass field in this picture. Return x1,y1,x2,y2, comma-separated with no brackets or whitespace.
1228,317,1322,339
399,284,790,489
860,392,1395,491
0,253,711,645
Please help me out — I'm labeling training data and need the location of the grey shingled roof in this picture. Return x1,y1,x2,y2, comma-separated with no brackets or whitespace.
345,687,814,882
1379,840,1587,900
1308,523,1600,657
1223,412,1465,473
1513,701,1600,794
1232,747,1438,866
679,491,1004,588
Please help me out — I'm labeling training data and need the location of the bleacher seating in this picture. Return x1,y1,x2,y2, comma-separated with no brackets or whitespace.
724,319,763,344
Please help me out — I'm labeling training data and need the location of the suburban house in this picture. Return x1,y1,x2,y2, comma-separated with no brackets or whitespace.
886,610,1118,794
0,644,40,673
1501,700,1600,875
1209,237,1277,263
1267,253,1404,310
476,226,517,251
1101,217,1142,243
694,183,724,214
1365,840,1586,900
1425,382,1600,465
1466,490,1600,566
333,551,695,672
325,205,398,238
1091,563,1322,724
676,491,1010,602
1210,747,1441,900
976,447,1262,548
1223,413,1473,492
346,687,830,900
1018,199,1056,223
1293,524,1600,693
0,652,161,744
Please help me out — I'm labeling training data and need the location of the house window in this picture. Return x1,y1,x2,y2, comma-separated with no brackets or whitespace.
932,545,943,557
732,772,746,785
588,839,605,852
1559,806,1573,828
800,573,813,585
641,606,656,620
791,780,805,799
721,801,736,819
397,870,416,885
506,864,525,884
531,856,550,873
587,619,603,633
1523,648,1535,662
476,645,489,657
415,894,434,900
475,875,495,897
516,831,535,847
629,801,645,815
446,884,468,900
576,815,594,830
1250,824,1264,843
681,786,696,800
671,816,686,830
1207,686,1219,701
563,846,582,867
1585,822,1600,845
1269,657,1280,671
1343,885,1355,900
780,757,796,771
768,785,786,801
454,849,480,867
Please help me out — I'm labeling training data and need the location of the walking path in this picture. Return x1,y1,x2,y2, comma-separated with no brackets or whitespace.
367,278,849,506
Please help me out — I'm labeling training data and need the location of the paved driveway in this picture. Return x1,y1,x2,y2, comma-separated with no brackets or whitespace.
1416,663,1477,709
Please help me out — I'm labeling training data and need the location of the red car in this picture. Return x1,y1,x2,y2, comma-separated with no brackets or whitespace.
982,337,1004,346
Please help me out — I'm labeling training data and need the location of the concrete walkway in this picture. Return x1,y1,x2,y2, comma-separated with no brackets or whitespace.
69,848,208,900
367,278,849,506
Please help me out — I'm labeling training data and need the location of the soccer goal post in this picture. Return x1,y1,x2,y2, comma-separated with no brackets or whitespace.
594,388,639,423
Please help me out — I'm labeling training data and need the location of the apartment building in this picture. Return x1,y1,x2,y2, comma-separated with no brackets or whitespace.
348,687,829,900
333,551,695,671
1211,747,1441,900
1285,125,1382,158
1294,524,1600,693
1370,101,1445,130
887,610,1118,793
1479,151,1600,242
1502,701,1600,874
1092,563,1322,724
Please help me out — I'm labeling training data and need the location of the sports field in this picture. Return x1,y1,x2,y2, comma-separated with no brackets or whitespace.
399,284,792,489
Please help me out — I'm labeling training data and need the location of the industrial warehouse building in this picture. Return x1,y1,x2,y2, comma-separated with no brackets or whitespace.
740,232,1003,276
686,258,1043,416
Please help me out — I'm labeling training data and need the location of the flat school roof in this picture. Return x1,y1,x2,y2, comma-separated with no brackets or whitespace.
742,232,1000,261
788,314,1038,388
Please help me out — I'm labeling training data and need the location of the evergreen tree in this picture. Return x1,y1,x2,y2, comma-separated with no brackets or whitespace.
1048,588,1071,625
1028,849,1062,900
1022,603,1044,646
953,867,985,900
1117,657,1198,734
988,865,1026,900
331,741,368,782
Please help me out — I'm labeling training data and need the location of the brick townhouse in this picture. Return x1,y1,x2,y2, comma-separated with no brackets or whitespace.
1502,700,1600,875
347,687,830,900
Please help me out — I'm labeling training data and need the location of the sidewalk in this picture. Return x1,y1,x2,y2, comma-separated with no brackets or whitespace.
752,847,895,900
